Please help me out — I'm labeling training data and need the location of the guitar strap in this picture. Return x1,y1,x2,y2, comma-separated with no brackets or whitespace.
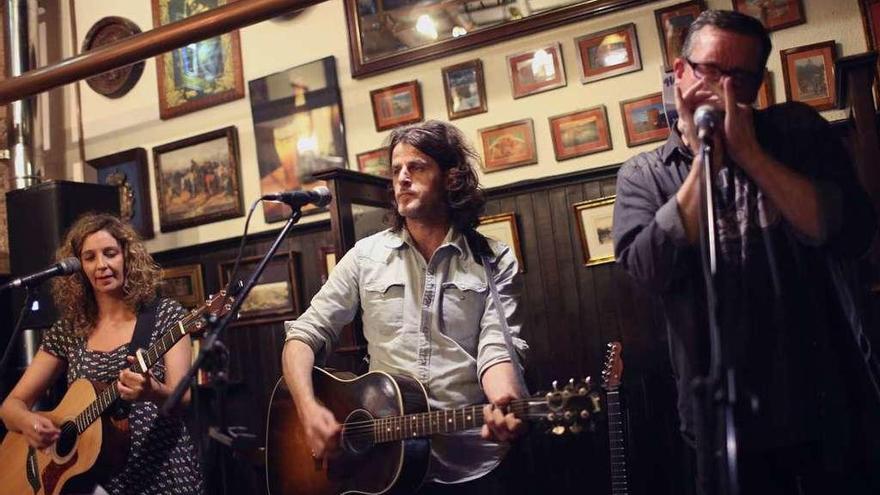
465,230,530,396
127,298,159,365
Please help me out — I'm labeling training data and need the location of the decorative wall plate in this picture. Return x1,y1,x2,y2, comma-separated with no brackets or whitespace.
82,16,145,98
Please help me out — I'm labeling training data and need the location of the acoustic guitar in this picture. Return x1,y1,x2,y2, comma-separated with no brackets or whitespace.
265,367,602,495
0,292,233,495
602,341,628,495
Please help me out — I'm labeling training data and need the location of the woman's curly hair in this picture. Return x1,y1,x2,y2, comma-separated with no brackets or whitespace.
51,213,160,337
386,120,486,232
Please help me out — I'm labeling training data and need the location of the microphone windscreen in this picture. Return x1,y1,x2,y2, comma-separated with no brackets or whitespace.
58,257,82,274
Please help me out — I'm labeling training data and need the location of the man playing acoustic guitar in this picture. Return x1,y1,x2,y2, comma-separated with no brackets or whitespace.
281,120,529,494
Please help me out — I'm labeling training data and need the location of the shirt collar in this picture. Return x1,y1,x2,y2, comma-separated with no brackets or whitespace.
385,226,466,257
661,122,694,165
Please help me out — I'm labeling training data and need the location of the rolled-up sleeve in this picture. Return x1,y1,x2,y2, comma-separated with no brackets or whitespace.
476,245,528,379
284,247,361,360
613,158,691,292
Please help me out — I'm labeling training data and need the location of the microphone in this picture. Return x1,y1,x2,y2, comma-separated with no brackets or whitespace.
1,257,81,292
261,186,332,209
694,105,723,140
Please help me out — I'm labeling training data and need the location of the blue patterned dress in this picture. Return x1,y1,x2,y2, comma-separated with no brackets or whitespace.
40,298,203,494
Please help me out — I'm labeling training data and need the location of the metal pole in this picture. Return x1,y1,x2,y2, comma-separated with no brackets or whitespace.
4,0,39,189
0,0,326,106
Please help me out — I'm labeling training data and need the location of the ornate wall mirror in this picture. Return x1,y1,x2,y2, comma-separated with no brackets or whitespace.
344,0,654,78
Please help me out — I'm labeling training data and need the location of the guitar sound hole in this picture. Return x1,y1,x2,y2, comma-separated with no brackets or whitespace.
55,421,78,457
342,409,375,455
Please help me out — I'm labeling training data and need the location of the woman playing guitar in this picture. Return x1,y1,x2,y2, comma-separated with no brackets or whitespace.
0,213,202,494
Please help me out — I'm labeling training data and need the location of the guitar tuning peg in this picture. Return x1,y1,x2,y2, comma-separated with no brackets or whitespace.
551,425,566,436
569,378,575,387
552,380,559,392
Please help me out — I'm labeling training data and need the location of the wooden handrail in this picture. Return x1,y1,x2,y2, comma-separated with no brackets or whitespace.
0,0,327,105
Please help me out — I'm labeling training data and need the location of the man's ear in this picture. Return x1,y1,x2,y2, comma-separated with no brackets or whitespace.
673,57,686,82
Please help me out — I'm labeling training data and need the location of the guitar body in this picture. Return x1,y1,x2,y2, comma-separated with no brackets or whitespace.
0,379,130,495
266,368,430,495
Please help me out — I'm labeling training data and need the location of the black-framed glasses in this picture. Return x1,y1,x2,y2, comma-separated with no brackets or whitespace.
684,57,762,88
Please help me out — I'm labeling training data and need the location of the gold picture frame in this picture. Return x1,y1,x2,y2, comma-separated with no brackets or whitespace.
159,264,205,308
574,196,616,266
476,212,525,273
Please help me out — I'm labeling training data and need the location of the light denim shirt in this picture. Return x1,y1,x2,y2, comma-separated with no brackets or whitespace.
285,227,528,483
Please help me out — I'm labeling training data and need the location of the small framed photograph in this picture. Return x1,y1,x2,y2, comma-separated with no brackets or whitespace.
442,59,488,120
549,105,612,161
755,70,774,110
153,126,244,233
478,118,538,172
159,264,205,309
219,251,302,325
574,23,642,84
319,246,337,284
506,43,567,99
87,147,154,240
356,147,392,178
732,0,805,31
859,0,880,101
780,41,837,111
370,80,423,131
476,213,525,272
655,1,706,71
620,93,670,147
574,196,616,266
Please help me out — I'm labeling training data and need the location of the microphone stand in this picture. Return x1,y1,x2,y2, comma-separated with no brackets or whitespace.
0,287,37,393
691,126,740,495
161,207,303,493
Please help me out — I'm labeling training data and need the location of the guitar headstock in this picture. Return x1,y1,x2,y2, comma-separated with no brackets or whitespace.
602,341,623,391
529,377,602,436
185,291,236,335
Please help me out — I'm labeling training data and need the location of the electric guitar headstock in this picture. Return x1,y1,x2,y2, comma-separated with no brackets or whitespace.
602,341,623,392
526,377,603,436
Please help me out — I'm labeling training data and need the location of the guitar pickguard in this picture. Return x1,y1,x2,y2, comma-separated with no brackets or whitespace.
41,450,79,495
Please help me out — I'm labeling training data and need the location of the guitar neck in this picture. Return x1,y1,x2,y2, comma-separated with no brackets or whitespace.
371,399,532,443
607,388,628,495
72,308,203,434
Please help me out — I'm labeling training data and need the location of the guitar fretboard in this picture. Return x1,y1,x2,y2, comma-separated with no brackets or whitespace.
72,305,211,434
607,389,628,495
371,401,529,443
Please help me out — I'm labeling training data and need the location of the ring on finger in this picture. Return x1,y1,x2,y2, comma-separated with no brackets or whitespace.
33,423,38,432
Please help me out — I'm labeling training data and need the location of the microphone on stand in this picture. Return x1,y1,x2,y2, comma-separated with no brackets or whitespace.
694,105,723,141
261,186,332,209
0,257,81,292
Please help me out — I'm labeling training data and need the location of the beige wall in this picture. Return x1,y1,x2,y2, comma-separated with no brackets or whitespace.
65,0,869,253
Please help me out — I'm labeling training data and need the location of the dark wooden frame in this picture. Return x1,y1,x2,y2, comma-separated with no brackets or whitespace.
441,59,488,120
549,105,612,161
620,92,670,147
858,0,880,102
81,16,145,98
654,0,706,71
159,263,205,308
780,40,838,111
478,118,538,172
153,126,244,233
343,0,655,79
731,0,805,32
755,69,774,110
87,147,154,239
506,43,567,99
370,80,423,131
356,147,392,178
218,251,302,325
476,212,525,272
574,23,642,84
573,195,616,266
151,0,245,119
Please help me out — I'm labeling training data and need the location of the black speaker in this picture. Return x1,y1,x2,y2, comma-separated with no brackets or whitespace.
6,180,119,331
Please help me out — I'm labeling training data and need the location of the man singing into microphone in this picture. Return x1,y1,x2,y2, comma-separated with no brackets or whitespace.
613,9,877,495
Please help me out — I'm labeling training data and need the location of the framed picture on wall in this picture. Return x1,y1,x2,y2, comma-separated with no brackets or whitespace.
574,196,616,266
476,213,525,272
859,0,880,100
370,81,424,131
478,119,538,172
732,0,805,31
319,246,337,284
574,23,642,84
151,0,245,120
620,93,670,147
87,148,154,240
506,43,567,99
152,126,244,232
549,106,612,161
356,147,392,178
219,251,302,325
441,59,488,120
159,264,204,308
755,70,774,110
780,40,837,111
249,56,347,223
654,1,707,71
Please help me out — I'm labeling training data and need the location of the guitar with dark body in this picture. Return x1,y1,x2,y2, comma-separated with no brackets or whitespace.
603,341,628,495
266,367,601,495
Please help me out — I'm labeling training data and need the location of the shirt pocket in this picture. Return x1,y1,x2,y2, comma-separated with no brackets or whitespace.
363,273,405,335
439,276,487,358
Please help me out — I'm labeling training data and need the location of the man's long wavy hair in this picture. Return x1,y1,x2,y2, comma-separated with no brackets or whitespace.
386,120,486,232
51,213,160,337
